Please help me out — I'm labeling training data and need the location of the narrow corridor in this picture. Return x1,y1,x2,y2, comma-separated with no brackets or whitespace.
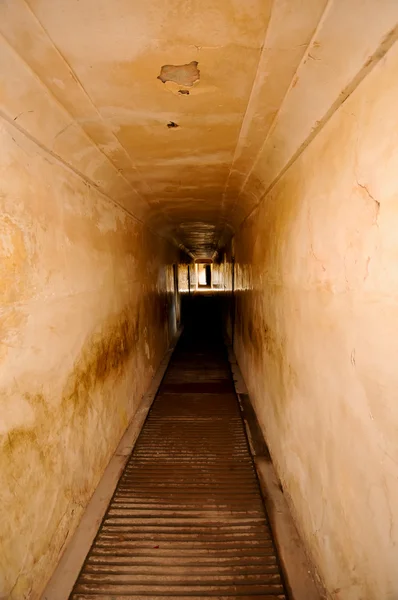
3,2,398,598
69,295,287,599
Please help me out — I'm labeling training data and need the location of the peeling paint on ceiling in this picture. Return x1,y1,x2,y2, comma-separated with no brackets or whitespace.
158,61,200,86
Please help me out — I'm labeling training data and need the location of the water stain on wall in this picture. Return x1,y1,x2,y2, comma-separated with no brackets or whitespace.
0,296,173,598
62,307,138,419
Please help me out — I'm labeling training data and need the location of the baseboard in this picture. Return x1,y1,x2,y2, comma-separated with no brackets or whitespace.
41,326,183,600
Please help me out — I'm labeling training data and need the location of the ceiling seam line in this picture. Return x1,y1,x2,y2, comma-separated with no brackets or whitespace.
3,8,184,249
19,0,167,212
0,110,180,249
22,0,183,234
220,1,276,200
234,0,334,203
0,27,150,214
215,0,276,251
233,22,398,235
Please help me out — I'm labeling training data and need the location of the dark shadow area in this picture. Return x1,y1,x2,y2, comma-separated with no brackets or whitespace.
181,292,224,348
181,290,234,350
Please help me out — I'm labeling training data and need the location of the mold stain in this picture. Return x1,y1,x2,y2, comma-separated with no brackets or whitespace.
0,391,60,597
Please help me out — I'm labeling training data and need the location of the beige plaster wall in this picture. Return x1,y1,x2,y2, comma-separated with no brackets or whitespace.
3,1,398,598
229,37,398,599
0,115,180,600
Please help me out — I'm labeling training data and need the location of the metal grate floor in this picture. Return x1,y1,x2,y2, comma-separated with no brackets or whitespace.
70,312,287,599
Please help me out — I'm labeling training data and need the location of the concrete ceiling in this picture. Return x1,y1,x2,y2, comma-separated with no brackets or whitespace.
1,0,329,257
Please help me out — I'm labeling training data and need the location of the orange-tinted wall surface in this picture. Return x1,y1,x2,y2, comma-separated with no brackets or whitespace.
0,117,183,599
218,29,398,600
3,1,398,598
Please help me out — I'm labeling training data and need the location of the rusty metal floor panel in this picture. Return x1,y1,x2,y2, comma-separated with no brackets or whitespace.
70,302,287,600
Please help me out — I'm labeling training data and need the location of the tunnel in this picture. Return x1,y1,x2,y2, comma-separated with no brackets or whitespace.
2,1,398,599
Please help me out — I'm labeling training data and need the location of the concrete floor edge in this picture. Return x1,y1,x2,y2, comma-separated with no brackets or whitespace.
225,341,326,600
41,326,184,600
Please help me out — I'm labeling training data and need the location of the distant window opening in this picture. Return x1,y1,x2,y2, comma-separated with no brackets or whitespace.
198,263,212,288
206,264,211,287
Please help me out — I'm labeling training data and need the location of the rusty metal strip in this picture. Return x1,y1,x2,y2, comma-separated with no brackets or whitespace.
70,322,287,599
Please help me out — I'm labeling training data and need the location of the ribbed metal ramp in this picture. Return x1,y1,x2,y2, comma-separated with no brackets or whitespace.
70,298,287,599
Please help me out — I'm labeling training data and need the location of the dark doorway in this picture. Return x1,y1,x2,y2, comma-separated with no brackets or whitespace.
197,263,212,288
172,264,180,326
205,264,211,287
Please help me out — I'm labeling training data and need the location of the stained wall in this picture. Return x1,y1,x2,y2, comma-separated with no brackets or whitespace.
0,116,181,600
227,33,398,600
3,1,398,598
